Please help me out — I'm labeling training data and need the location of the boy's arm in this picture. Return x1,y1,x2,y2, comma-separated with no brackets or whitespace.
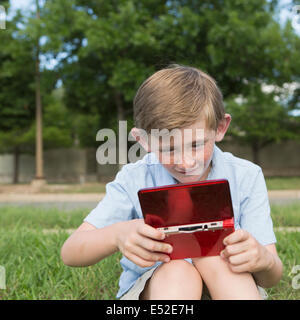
61,219,172,268
252,243,283,288
61,221,120,267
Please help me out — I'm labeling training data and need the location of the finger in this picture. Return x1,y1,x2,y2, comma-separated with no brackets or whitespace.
125,251,157,268
221,241,249,258
138,223,165,241
132,244,171,263
137,234,173,254
227,251,251,266
223,229,250,246
228,261,252,274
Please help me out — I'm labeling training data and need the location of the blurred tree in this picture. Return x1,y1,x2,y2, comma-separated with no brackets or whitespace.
0,2,73,183
42,0,299,126
34,0,44,181
0,4,36,183
1,0,300,176
288,87,300,112
42,0,160,142
226,84,300,165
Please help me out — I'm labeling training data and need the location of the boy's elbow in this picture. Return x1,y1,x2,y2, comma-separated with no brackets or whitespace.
60,241,74,267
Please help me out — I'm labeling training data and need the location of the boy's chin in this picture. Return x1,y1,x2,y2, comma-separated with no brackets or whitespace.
173,173,204,184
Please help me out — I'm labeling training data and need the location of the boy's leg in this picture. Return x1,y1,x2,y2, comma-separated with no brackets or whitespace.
140,260,203,300
192,256,262,300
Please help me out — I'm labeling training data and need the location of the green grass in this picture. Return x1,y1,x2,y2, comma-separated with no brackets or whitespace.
267,231,300,300
1,203,298,229
0,227,122,299
1,177,299,193
0,205,300,300
0,206,122,299
271,202,300,227
44,177,300,192
0,206,87,229
265,177,300,190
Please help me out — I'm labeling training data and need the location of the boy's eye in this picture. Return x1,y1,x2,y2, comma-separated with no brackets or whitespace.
192,143,204,149
160,143,204,153
160,149,174,153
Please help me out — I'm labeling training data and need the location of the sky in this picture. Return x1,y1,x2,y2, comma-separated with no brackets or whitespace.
9,0,35,15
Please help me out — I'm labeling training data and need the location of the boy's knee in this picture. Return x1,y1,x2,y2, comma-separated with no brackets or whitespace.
154,260,203,287
192,255,229,279
142,260,203,300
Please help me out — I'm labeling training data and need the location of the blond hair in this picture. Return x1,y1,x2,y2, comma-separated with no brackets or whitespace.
133,64,225,132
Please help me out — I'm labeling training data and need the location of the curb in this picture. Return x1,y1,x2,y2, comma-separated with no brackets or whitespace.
0,193,105,203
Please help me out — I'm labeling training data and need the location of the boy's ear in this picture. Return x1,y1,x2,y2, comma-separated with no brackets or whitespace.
215,113,231,142
129,127,150,152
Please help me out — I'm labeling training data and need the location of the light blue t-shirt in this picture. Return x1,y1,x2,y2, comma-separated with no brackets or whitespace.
83,144,276,298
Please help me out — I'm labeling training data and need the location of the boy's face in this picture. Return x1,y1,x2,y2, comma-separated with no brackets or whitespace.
149,115,231,183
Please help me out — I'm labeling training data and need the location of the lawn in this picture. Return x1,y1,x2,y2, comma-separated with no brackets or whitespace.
36,176,300,192
1,177,300,194
265,177,300,190
0,204,300,300
35,176,300,194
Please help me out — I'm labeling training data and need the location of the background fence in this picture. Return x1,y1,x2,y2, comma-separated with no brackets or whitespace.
1,141,299,184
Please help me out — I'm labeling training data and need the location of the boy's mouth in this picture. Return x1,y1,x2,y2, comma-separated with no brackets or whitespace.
175,165,202,175
175,169,201,176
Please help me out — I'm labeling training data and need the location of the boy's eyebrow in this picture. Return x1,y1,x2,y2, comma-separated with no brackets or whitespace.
159,139,208,152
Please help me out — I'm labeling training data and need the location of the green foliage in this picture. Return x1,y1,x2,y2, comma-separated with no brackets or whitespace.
0,14,35,133
226,84,299,149
41,0,300,127
1,0,300,154
0,4,61,154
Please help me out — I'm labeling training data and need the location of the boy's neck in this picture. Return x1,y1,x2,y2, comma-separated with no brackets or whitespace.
202,162,213,180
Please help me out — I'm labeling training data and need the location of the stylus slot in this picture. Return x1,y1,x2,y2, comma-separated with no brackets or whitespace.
179,226,203,232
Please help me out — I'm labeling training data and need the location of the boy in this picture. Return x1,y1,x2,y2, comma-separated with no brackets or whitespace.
61,64,283,300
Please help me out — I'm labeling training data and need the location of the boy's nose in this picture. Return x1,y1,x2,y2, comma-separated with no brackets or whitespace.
175,156,197,172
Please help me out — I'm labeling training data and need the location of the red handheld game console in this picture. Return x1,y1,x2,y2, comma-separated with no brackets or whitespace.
138,179,235,260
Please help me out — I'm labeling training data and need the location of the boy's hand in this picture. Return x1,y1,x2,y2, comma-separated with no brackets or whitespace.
220,229,274,274
115,219,173,268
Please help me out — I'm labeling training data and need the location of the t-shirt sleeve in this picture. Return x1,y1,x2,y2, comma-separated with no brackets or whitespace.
239,168,276,245
83,167,135,228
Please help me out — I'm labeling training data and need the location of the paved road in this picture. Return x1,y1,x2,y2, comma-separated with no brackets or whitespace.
0,190,299,210
267,190,300,205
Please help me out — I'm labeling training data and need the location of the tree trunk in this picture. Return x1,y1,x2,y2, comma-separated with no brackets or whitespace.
251,142,260,166
114,90,125,122
114,90,126,168
13,146,19,184
35,0,44,180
